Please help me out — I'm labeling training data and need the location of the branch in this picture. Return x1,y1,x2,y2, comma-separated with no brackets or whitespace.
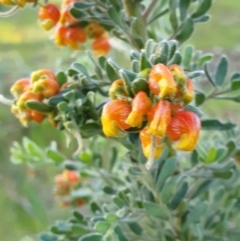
0,6,19,17
0,94,13,106
143,0,159,22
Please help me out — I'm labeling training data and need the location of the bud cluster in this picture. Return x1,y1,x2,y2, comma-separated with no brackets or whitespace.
54,169,84,207
101,64,201,159
10,69,60,126
38,0,111,55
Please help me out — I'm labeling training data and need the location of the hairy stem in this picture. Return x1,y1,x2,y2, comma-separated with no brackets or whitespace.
0,95,13,106
0,6,19,17
143,0,159,22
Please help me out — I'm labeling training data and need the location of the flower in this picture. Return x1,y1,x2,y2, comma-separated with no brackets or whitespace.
167,110,201,151
38,3,60,31
31,69,56,83
101,100,131,137
92,36,111,56
126,91,152,128
10,78,30,98
147,100,171,136
109,79,128,100
182,78,194,105
148,63,177,98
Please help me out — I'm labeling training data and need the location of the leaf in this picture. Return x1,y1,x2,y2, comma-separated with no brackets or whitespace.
56,72,67,87
113,196,125,208
190,180,212,199
105,213,118,223
187,70,204,79
206,147,216,163
176,18,194,43
199,54,213,66
74,2,93,9
188,202,207,223
79,233,103,241
193,15,210,23
143,201,168,220
201,120,236,131
103,186,116,195
204,63,215,87
47,149,66,163
94,221,111,234
169,51,182,65
73,63,90,79
213,170,233,179
157,157,177,191
106,59,120,82
22,137,45,160
168,182,188,210
25,100,55,113
128,222,142,235
168,40,178,60
179,0,191,21
215,56,228,86
169,0,178,31
38,233,58,241
182,46,193,69
139,50,151,70
114,226,129,241
191,0,212,18
184,105,203,117
191,150,199,166
231,80,240,91
195,92,205,106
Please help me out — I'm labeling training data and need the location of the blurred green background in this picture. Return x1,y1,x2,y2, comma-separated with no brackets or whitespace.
0,1,240,240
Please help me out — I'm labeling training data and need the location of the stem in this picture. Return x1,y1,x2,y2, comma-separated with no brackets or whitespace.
146,135,156,170
143,0,159,22
0,95,13,106
122,0,147,46
0,6,19,17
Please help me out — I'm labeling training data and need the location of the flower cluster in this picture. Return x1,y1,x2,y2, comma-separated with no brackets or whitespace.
101,64,201,159
54,169,84,207
38,0,111,55
10,69,60,126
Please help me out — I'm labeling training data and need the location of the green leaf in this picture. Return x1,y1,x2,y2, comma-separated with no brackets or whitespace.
182,45,193,69
70,8,86,19
153,40,169,65
168,40,178,60
191,0,212,19
103,186,116,195
106,59,120,82
56,71,67,87
215,95,240,103
79,233,103,241
179,0,191,21
206,147,216,163
195,92,205,106
188,202,207,223
22,137,45,160
213,170,233,179
38,233,58,241
119,69,136,97
169,0,178,31
184,105,203,117
90,202,102,214
157,157,177,191
168,182,188,210
114,226,129,241
187,70,204,79
231,73,240,81
191,149,199,166
73,63,90,79
169,51,182,65
199,54,213,66
25,100,55,113
47,149,66,163
201,120,236,131
113,196,125,208
128,222,142,235
95,221,111,234
176,18,194,43
143,201,168,219
231,80,240,91
140,50,151,70
204,63,215,87
193,14,210,23
215,56,228,86
190,180,212,199
105,213,118,223
74,2,93,9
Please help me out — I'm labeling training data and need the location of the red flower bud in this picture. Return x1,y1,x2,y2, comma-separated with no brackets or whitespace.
101,100,131,137
10,78,30,98
65,27,87,50
126,91,152,128
168,64,187,85
38,3,60,31
33,78,60,98
54,25,68,47
148,64,177,98
167,110,201,151
62,170,80,185
147,100,171,136
17,91,43,111
92,36,111,56
85,23,105,38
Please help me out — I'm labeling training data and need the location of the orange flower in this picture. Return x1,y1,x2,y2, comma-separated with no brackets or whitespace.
166,110,201,151
17,91,43,111
147,100,171,136
38,3,60,31
170,102,183,116
55,174,70,190
126,91,152,128
168,65,187,86
101,100,131,137
33,78,60,98
26,109,46,123
54,25,68,46
85,23,105,38
59,8,77,26
109,79,128,100
31,69,56,83
65,27,87,50
62,170,80,185
148,63,177,98
182,78,194,105
10,78,30,98
92,36,111,56
139,128,164,159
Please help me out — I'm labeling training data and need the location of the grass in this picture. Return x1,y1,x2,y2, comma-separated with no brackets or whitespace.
0,1,239,240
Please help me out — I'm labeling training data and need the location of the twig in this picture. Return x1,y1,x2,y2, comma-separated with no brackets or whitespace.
0,6,19,17
0,95,13,106
143,0,159,22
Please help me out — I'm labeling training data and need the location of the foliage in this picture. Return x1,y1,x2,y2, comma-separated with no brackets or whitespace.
1,0,240,241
